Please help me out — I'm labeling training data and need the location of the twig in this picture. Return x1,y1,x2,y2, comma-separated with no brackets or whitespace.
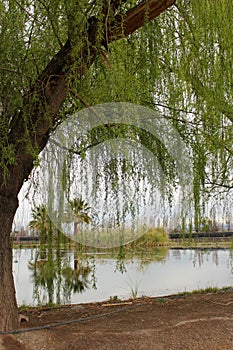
69,90,99,118
102,302,133,307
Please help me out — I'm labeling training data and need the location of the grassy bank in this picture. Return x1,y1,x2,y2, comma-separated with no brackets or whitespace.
12,227,233,251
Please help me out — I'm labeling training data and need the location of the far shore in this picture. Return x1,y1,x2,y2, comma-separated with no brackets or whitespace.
12,234,233,250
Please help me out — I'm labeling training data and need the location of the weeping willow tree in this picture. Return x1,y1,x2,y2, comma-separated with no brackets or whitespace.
0,0,232,331
0,0,175,332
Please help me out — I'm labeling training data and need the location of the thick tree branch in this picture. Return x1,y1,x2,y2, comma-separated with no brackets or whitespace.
124,0,175,35
8,0,175,153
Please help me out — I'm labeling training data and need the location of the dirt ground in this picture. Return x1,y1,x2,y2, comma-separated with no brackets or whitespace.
1,290,233,350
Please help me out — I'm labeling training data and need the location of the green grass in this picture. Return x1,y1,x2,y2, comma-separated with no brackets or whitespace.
190,286,220,294
178,286,232,297
19,302,61,312
155,298,167,303
109,295,121,302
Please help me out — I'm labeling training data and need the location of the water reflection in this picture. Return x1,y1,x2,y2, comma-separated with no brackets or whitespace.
62,262,91,293
13,247,233,306
26,248,92,305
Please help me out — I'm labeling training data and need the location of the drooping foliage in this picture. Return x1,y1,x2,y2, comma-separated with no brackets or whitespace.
40,0,232,232
0,0,232,232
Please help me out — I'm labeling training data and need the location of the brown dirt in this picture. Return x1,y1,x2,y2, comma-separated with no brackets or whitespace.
1,290,233,350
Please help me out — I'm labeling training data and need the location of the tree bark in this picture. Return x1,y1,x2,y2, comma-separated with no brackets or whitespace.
0,0,175,331
0,195,19,331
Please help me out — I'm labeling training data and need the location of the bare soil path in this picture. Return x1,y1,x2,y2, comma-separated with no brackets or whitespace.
1,290,233,350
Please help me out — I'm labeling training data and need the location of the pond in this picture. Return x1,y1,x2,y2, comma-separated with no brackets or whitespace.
13,248,233,306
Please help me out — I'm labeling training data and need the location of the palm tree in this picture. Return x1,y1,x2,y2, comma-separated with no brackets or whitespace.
29,205,50,232
29,204,53,259
67,197,92,234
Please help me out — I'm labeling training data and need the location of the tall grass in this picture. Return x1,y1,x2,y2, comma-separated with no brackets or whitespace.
73,226,170,248
129,227,169,248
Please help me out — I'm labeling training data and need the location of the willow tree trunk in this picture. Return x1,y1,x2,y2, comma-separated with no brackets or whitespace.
0,196,19,331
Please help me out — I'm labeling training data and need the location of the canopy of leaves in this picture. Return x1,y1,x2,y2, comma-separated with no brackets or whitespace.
0,0,232,230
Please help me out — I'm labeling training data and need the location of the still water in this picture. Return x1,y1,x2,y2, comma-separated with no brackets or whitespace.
13,248,233,306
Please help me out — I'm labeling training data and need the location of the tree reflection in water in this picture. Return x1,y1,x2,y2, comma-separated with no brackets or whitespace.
62,259,91,293
28,241,170,305
28,251,91,305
